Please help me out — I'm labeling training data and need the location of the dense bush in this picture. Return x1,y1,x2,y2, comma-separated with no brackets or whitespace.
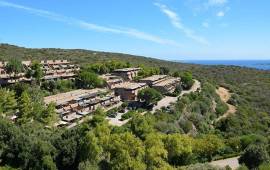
239,144,270,169
75,71,105,89
121,110,137,120
138,88,162,106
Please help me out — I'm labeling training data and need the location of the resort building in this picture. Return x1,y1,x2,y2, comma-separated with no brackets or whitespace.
114,82,147,101
44,88,121,126
0,60,80,84
0,61,31,84
113,67,141,80
152,77,181,94
41,60,80,80
139,75,169,86
100,74,124,89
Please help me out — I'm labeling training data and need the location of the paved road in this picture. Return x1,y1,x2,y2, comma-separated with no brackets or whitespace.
210,156,240,170
151,80,201,113
106,110,130,126
67,102,123,129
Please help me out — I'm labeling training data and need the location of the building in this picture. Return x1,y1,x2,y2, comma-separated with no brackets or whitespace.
113,67,141,80
44,88,121,126
0,61,31,84
100,74,124,89
152,77,181,94
0,60,80,85
114,82,147,101
41,60,80,80
139,75,168,86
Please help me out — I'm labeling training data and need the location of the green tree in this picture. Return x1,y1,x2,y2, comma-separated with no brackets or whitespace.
130,114,154,139
76,71,104,89
164,134,194,166
181,71,194,90
78,161,99,170
80,132,103,164
0,88,17,117
5,58,24,76
239,144,269,169
41,155,57,170
259,163,270,170
194,134,224,161
145,133,172,170
26,61,43,83
108,132,146,170
159,67,170,75
42,102,57,126
138,88,162,106
17,91,33,124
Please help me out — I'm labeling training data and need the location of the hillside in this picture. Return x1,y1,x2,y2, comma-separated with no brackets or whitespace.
0,44,270,169
0,43,270,135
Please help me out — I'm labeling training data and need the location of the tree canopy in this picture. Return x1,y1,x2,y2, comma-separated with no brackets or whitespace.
76,71,104,89
138,88,162,106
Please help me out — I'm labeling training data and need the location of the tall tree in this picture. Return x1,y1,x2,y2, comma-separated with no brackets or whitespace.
181,71,194,90
0,88,17,117
164,134,194,166
76,71,104,89
239,144,270,169
108,132,146,170
159,67,170,75
42,102,57,126
145,133,172,170
17,91,33,124
5,58,24,76
138,88,162,106
194,134,224,161
26,61,43,83
80,132,103,163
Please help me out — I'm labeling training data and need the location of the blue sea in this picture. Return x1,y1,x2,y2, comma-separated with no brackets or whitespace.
180,60,270,70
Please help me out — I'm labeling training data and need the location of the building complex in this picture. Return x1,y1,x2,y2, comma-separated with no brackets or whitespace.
44,88,121,127
0,60,79,85
113,67,141,80
1,62,182,127
139,75,181,94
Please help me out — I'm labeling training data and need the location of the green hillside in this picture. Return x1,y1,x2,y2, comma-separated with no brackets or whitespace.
1,43,269,115
0,44,270,169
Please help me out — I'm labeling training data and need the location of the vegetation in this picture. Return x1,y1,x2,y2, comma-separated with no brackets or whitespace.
239,144,269,169
84,60,131,74
180,71,195,90
4,58,24,75
75,70,104,89
0,88,17,117
121,110,137,120
138,88,163,106
0,44,269,169
26,60,43,83
41,79,76,94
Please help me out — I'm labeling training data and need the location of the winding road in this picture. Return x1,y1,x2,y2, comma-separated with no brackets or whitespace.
151,79,201,113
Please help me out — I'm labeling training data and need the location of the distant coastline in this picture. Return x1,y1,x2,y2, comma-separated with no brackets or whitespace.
177,60,270,70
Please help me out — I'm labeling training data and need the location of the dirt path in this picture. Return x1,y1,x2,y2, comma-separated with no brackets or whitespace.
210,156,240,170
215,87,237,122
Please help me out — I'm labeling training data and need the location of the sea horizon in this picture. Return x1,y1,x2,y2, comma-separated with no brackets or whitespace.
177,60,270,70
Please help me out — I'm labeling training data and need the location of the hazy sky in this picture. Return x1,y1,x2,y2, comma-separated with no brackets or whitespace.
0,0,270,60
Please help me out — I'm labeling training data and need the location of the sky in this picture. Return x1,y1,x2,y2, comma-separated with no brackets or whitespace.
0,0,270,60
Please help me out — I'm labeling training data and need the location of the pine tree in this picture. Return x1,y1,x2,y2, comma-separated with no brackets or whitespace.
18,91,33,124
42,102,57,126
0,88,17,117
